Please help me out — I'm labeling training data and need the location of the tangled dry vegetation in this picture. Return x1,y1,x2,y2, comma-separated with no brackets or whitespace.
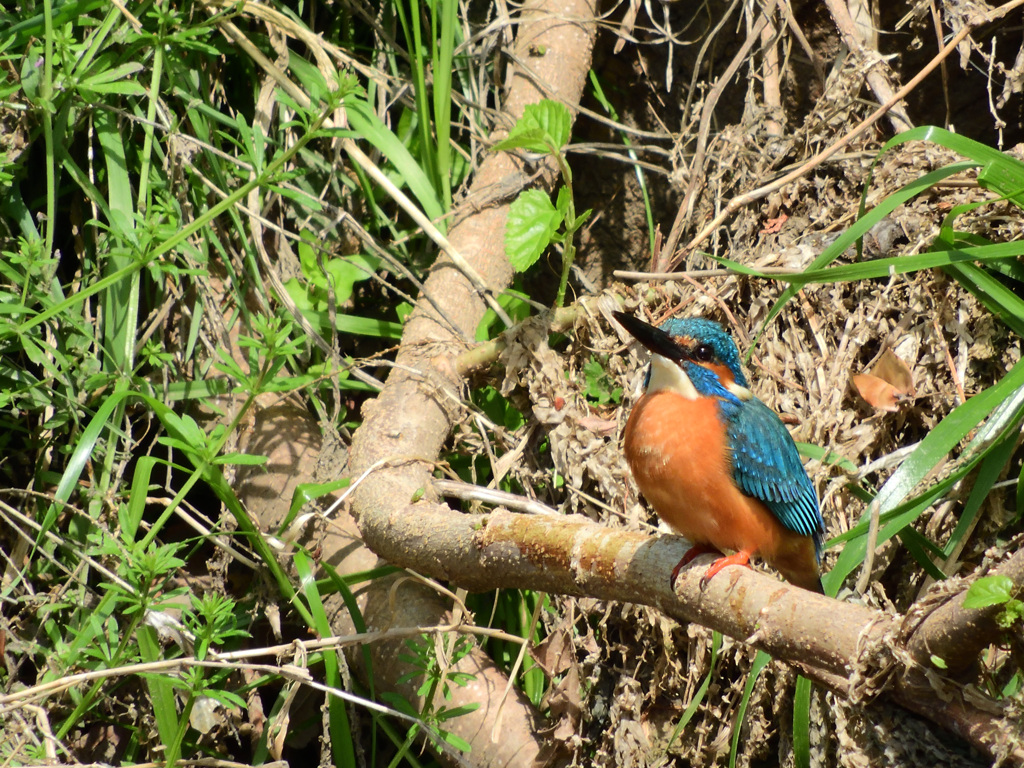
439,3,1024,764
3,0,1024,766
398,1,1024,764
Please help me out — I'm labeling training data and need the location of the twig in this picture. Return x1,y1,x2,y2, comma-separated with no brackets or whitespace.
433,479,559,516
855,499,881,595
761,5,783,138
823,0,913,132
613,266,803,280
929,0,953,129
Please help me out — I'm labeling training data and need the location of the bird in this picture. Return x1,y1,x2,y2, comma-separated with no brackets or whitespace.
613,311,825,593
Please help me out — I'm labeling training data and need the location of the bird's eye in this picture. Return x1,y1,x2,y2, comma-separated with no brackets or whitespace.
693,344,714,363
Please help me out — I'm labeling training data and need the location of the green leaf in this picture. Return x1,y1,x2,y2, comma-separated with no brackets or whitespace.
792,676,812,768
555,186,570,216
276,478,351,536
573,207,593,229
214,452,269,466
297,232,379,304
492,99,572,155
521,100,571,149
506,189,562,272
438,728,473,752
492,127,550,154
667,631,721,750
730,650,771,767
824,358,1024,593
342,97,445,225
137,625,181,750
294,551,355,768
963,574,1014,609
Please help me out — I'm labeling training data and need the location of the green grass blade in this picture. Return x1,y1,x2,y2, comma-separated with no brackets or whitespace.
137,624,181,754
724,240,1024,287
35,381,133,549
825,362,1024,592
944,418,1022,557
945,261,1024,336
432,0,458,211
792,676,812,768
667,630,721,750
343,97,444,226
394,0,440,204
752,161,976,346
889,125,1024,174
295,551,356,768
729,650,771,767
896,529,947,581
124,456,158,542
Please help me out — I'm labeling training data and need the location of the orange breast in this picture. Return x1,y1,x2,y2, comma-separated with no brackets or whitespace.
623,390,817,583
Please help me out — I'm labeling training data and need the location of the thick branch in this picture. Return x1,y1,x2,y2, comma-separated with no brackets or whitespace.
907,548,1024,677
345,1,596,765
348,0,596,583
342,0,1021,763
357,500,1023,763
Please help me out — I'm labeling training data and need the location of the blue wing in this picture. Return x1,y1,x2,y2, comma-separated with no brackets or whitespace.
726,398,824,553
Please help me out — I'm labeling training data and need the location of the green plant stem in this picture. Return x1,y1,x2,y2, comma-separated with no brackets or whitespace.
139,355,314,625
42,0,55,268
554,151,576,307
137,1,167,213
55,589,150,739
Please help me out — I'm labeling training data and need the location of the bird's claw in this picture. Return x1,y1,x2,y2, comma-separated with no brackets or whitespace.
699,551,753,588
670,543,723,590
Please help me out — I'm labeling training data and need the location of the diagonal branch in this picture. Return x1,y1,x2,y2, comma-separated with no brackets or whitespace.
907,548,1024,677
344,0,598,764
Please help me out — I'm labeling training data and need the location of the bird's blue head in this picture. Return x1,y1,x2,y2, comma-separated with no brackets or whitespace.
658,317,748,390
613,312,750,402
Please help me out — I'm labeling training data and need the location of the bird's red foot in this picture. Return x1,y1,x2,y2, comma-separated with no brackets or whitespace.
671,543,723,588
700,551,753,588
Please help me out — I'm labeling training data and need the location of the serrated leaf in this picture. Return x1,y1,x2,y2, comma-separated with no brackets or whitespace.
963,574,1014,609
555,186,570,216
521,99,571,149
505,189,562,272
491,128,550,154
492,99,572,155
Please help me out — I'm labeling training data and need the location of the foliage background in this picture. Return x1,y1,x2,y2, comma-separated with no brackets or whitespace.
1,0,1023,766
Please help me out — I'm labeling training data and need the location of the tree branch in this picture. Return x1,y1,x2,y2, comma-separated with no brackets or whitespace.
344,1,597,765
359,501,1024,763
907,548,1024,678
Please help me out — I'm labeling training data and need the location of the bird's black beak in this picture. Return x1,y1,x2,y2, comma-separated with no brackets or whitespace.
612,311,686,363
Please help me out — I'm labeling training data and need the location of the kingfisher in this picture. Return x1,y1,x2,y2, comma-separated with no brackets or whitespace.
613,311,825,593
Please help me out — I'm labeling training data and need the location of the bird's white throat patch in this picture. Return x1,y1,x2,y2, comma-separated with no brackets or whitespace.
727,381,753,400
647,355,698,400
646,355,754,401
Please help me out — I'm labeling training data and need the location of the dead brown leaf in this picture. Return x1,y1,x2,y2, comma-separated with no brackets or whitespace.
852,348,916,411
